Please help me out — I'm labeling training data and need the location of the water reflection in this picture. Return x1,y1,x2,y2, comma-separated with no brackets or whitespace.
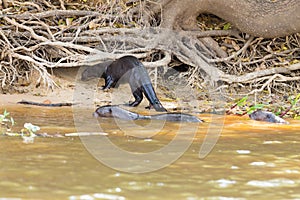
0,105,300,199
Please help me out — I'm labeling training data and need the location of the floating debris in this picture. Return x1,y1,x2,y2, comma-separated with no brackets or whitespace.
249,162,275,167
65,132,108,137
215,179,237,188
236,150,251,154
246,179,296,187
69,193,125,200
263,141,283,144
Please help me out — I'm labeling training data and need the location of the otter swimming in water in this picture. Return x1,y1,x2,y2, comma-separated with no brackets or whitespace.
94,105,203,123
249,110,289,124
81,56,167,112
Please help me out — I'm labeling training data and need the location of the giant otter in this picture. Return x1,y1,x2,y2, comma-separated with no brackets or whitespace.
249,110,289,124
94,105,203,123
81,56,167,112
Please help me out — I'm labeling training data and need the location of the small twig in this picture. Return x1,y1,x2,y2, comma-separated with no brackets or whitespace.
188,29,241,38
280,106,292,118
280,93,300,118
207,36,254,63
58,0,66,10
11,1,42,11
248,72,300,96
248,74,278,95
71,28,81,43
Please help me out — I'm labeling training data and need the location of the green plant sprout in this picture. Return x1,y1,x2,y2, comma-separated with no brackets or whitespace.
280,93,300,119
223,22,231,30
1,110,41,143
226,96,261,115
0,110,15,134
246,104,265,115
227,93,300,119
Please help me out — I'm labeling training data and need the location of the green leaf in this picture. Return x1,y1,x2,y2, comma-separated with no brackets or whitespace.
294,115,300,120
58,19,66,26
3,110,9,118
247,104,265,114
10,117,15,126
223,23,231,30
286,94,300,116
292,93,300,105
236,96,248,107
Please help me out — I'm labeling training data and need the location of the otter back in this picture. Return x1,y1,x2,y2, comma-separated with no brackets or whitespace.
81,56,167,112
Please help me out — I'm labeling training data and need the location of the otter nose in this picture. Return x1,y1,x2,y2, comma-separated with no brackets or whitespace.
93,112,100,118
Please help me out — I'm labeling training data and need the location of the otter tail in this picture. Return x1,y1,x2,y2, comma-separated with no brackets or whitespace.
134,61,167,112
142,84,167,112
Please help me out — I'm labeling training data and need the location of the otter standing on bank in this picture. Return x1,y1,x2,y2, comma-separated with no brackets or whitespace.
81,56,167,112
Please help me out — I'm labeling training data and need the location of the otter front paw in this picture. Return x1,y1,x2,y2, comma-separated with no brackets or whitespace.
145,105,152,110
101,86,110,92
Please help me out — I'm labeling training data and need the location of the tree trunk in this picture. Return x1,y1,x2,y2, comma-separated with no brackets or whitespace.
159,0,300,38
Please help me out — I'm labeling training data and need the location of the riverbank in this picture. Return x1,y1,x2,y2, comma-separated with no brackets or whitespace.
0,67,212,112
0,68,299,118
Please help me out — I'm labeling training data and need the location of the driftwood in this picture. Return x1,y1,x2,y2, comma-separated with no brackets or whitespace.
17,100,75,107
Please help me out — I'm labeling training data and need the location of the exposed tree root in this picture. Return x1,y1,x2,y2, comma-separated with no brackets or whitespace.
0,0,299,99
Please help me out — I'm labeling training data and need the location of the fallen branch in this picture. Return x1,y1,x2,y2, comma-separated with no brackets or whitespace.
7,10,106,20
222,62,300,83
18,100,75,107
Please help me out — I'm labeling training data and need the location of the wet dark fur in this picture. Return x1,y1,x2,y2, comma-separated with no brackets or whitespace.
249,110,288,124
81,56,166,112
94,105,203,123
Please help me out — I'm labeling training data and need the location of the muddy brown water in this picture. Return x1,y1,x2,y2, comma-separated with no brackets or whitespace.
1,105,300,200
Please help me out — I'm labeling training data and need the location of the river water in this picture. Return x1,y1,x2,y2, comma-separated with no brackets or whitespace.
1,105,300,200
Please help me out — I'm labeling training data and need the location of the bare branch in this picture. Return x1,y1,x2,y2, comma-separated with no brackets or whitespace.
207,36,255,63
3,16,48,42
7,10,106,20
222,62,300,83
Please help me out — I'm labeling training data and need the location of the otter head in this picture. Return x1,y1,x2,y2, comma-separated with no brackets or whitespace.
81,61,113,81
81,66,105,81
81,67,95,81
93,106,114,118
